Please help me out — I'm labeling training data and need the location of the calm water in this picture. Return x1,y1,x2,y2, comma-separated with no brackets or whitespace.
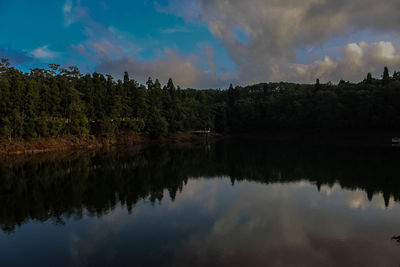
1,139,400,266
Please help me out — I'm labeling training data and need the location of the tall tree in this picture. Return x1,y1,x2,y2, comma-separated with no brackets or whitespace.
146,77,154,90
383,66,390,85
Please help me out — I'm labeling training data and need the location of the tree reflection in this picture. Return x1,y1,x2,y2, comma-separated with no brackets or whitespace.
1,140,399,233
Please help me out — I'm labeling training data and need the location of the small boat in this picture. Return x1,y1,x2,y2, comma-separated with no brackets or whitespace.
392,137,400,144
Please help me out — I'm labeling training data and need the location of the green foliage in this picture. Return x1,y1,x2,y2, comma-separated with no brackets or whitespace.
98,117,117,136
47,118,63,137
69,113,89,136
119,118,145,134
146,109,169,138
0,117,11,140
0,58,400,140
37,116,49,138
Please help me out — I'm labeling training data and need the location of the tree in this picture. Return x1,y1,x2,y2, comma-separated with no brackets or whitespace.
146,77,154,90
154,79,162,90
123,72,130,85
366,73,373,84
393,71,400,81
383,66,390,85
22,80,40,138
165,78,176,97
0,72,11,127
0,58,10,73
162,78,185,132
2,57,400,140
315,78,321,89
146,108,168,138
0,117,11,140
132,85,148,119
148,78,163,113
60,75,88,136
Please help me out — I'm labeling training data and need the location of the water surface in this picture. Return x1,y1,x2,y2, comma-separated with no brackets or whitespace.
1,139,400,266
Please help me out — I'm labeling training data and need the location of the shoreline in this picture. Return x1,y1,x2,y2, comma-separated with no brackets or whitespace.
0,132,222,156
1,129,399,156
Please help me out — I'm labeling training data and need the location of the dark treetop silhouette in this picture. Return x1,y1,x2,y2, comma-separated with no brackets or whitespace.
1,57,400,140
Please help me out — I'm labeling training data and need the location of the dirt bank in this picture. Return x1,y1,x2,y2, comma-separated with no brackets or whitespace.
0,132,222,155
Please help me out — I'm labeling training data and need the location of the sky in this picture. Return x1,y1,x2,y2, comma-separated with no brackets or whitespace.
1,0,400,88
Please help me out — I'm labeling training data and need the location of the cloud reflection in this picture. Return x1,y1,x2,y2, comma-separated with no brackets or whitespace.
168,180,400,266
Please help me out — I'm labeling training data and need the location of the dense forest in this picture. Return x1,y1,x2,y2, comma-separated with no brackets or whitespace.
1,58,400,140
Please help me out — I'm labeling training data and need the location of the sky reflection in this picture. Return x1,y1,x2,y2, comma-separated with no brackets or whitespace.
1,178,399,266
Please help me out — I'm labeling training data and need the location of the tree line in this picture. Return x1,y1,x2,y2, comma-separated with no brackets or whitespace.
1,58,400,140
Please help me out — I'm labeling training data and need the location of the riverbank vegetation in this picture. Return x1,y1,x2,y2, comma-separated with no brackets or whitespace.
1,58,400,140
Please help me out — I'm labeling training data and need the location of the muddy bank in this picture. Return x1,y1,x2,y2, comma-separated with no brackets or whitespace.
1,129,398,157
0,132,221,156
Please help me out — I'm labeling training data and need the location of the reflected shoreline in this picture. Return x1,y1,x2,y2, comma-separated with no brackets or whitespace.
1,138,400,233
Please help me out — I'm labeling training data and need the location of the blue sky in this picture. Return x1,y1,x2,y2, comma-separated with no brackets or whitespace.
0,0,235,86
1,0,400,88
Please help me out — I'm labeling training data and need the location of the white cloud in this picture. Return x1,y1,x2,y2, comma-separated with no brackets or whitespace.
380,41,396,59
63,0,72,13
169,181,400,266
289,41,400,83
161,25,191,34
66,0,400,87
30,45,59,59
63,0,73,26
63,0,89,27
163,0,400,84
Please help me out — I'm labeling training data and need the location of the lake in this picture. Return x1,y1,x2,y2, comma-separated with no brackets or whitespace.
1,138,400,266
